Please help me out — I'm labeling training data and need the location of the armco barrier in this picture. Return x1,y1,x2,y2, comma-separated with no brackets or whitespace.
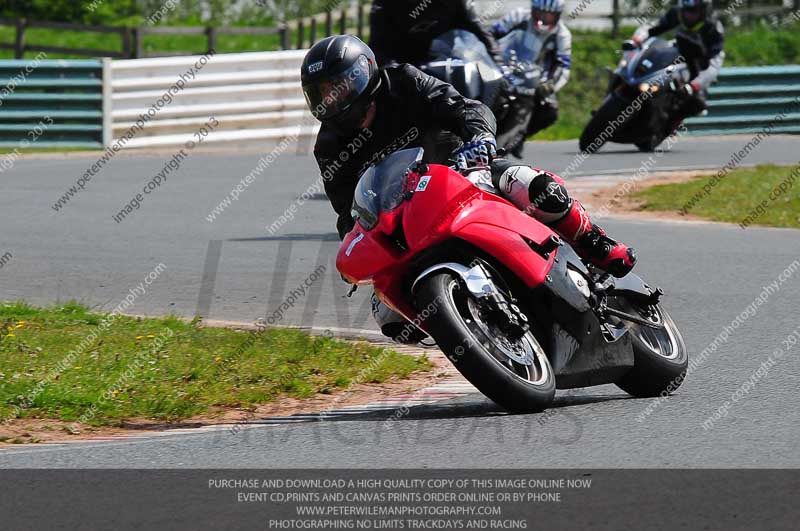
104,54,800,150
685,65,800,136
110,50,318,149
0,58,109,149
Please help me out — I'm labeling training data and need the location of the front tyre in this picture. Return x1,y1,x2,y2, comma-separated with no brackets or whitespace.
417,272,555,412
614,302,688,397
579,94,628,153
635,133,665,152
635,140,657,152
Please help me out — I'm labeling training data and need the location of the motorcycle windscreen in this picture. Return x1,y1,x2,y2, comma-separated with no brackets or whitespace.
428,30,497,69
350,148,422,231
498,28,538,67
625,39,683,84
421,60,485,100
497,29,543,90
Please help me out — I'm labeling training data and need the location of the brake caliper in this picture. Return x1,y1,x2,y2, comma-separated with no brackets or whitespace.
464,263,529,341
486,296,530,341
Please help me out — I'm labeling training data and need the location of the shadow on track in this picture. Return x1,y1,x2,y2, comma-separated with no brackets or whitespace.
248,392,630,426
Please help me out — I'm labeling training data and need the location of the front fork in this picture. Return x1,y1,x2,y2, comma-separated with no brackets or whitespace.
412,261,530,340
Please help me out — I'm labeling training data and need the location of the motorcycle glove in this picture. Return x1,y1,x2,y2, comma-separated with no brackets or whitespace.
453,135,497,172
536,80,556,98
683,80,701,97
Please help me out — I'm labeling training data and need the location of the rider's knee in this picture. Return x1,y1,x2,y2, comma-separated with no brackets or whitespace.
528,100,559,134
494,164,571,221
528,170,571,221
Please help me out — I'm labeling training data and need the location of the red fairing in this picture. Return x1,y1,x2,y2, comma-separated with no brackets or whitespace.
336,163,558,319
401,164,557,288
337,227,398,285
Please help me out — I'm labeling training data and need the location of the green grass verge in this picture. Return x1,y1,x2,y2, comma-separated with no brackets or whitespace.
0,302,431,425
633,164,800,229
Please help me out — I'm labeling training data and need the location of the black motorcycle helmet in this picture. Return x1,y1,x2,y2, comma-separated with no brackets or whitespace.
301,35,382,135
677,0,708,31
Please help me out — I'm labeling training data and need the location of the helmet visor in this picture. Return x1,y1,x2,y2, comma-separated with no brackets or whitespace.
532,9,559,28
303,56,372,122
680,7,702,25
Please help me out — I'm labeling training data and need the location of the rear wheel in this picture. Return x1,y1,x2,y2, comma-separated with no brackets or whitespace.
417,272,555,412
612,299,688,397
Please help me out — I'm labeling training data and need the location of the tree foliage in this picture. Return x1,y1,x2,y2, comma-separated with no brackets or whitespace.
0,0,141,25
0,0,356,25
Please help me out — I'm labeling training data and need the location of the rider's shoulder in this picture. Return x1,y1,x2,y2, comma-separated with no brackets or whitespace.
709,14,724,34
384,62,417,75
383,63,427,85
665,6,681,20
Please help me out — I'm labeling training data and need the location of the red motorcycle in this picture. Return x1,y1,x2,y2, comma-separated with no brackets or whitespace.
337,148,687,412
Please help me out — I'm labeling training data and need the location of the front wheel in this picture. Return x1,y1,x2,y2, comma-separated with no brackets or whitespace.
417,272,555,412
635,133,665,152
613,300,688,397
579,94,629,153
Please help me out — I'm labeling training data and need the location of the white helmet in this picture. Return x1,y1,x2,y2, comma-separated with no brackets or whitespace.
532,0,565,12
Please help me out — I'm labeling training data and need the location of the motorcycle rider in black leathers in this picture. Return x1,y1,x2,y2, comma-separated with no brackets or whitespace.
633,0,724,122
301,36,636,341
368,0,503,67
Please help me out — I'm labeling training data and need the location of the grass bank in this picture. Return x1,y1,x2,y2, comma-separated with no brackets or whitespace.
0,302,431,426
633,164,800,229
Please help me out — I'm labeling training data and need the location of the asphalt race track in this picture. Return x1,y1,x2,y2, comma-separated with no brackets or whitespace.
1,135,799,467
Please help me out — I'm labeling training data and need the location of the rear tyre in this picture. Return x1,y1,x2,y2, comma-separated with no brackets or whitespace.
417,272,555,412
579,95,629,153
614,302,688,398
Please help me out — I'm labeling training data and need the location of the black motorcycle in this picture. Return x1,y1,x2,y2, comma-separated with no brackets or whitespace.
421,29,542,158
580,36,690,153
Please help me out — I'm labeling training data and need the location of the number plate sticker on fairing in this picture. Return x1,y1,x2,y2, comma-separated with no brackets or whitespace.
345,233,365,257
415,176,432,192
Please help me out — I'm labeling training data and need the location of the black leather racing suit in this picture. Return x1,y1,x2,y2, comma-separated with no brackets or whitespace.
368,0,502,67
313,64,496,239
647,7,725,90
647,7,725,118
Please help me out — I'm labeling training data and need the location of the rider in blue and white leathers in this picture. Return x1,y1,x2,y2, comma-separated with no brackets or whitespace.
492,0,571,149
